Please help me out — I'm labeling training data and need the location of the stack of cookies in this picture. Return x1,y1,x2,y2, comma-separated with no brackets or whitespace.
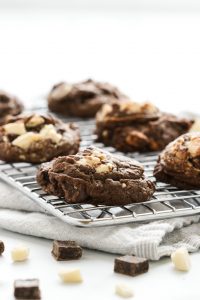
0,79,199,207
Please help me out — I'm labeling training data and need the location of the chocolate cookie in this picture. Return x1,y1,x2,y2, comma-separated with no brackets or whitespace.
0,90,23,124
47,79,127,118
37,147,155,205
154,132,200,189
96,101,193,152
0,114,80,163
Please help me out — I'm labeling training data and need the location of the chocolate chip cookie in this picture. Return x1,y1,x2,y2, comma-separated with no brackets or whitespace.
47,79,127,118
0,90,23,124
0,114,80,163
96,101,193,152
37,147,155,205
154,132,200,189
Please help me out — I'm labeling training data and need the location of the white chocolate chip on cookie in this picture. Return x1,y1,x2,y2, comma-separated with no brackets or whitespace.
12,132,42,149
190,119,200,132
51,83,72,100
78,156,101,167
40,124,62,144
96,163,113,173
26,115,45,127
187,137,200,157
3,122,26,135
92,149,107,160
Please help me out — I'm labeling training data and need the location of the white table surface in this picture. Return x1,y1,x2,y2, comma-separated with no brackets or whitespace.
0,8,200,299
1,227,200,300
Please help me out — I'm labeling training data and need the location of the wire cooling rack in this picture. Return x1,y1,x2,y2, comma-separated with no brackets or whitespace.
0,107,200,227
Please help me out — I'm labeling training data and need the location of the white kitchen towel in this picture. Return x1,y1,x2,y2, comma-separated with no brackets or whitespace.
1,180,200,260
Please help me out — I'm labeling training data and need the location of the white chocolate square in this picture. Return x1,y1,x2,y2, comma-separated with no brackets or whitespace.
95,163,113,173
12,132,42,149
115,283,134,298
40,124,62,144
26,115,45,127
171,248,191,271
3,122,26,135
11,246,29,262
190,119,200,132
51,84,72,99
58,269,83,283
187,137,200,157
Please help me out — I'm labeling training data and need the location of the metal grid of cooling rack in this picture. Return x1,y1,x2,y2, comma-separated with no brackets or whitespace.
0,109,200,227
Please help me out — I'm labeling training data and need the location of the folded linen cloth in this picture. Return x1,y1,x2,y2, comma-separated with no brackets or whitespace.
1,180,200,260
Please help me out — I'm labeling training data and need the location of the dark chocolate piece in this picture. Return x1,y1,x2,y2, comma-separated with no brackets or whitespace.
52,240,82,261
37,147,155,206
114,255,149,277
14,279,41,299
0,240,4,254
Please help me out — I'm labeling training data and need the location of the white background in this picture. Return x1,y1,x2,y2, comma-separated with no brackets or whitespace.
2,0,200,11
0,7,199,114
0,1,200,299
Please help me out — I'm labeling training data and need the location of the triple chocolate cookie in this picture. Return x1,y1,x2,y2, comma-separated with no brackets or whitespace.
37,147,155,206
0,90,23,124
154,132,200,189
47,79,127,118
96,101,193,152
0,114,80,163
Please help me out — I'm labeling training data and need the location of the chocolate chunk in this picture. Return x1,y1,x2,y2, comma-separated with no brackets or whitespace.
52,240,82,261
14,279,41,299
0,240,4,254
114,255,149,277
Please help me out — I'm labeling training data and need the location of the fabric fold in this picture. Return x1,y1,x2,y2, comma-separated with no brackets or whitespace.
0,180,200,260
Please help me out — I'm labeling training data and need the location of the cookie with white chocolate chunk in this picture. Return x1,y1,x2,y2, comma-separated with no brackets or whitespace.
0,90,23,125
0,114,80,163
48,79,127,118
37,147,155,205
154,132,200,189
96,101,193,152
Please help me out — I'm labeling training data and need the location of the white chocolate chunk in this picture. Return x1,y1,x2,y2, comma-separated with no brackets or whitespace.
11,245,29,262
171,248,191,271
12,132,42,149
40,124,62,144
58,269,83,283
78,156,101,167
95,163,113,173
26,115,45,127
190,119,200,132
187,137,200,157
51,83,72,99
120,101,157,114
92,149,107,160
115,283,134,298
3,122,26,135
